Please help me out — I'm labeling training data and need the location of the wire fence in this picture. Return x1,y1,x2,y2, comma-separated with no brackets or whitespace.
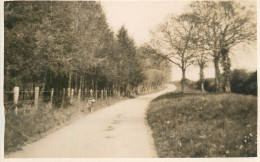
4,86,117,115
4,84,162,115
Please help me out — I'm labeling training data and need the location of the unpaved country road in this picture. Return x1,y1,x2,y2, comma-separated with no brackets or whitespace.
7,84,176,158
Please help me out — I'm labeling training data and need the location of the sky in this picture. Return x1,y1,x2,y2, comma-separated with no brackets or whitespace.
101,0,257,81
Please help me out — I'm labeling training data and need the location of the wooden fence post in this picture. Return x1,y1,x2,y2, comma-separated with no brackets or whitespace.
67,88,71,98
61,88,65,108
34,87,39,109
14,86,19,115
78,89,81,101
101,90,104,100
95,90,98,100
71,89,74,104
90,89,93,98
105,89,107,100
84,88,87,99
50,88,54,108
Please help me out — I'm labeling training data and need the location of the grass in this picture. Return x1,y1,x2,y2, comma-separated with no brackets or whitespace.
147,83,257,157
4,97,125,155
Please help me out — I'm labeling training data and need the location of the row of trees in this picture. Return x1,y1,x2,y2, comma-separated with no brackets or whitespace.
4,1,171,99
148,1,256,92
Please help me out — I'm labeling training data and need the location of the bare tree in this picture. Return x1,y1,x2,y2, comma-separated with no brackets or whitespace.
150,14,197,92
189,1,256,92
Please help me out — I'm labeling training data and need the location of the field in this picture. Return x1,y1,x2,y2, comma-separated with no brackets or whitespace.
147,83,257,157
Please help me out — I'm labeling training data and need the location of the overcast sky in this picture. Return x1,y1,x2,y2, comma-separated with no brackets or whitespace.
101,1,257,81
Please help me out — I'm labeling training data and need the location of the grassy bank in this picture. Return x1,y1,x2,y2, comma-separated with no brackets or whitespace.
147,84,257,157
4,97,125,155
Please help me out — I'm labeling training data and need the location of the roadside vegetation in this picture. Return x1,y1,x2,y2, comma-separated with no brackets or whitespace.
4,96,127,154
198,69,257,96
147,82,257,157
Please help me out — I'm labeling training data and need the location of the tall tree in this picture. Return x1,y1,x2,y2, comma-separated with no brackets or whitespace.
116,26,144,95
189,1,256,92
150,14,197,92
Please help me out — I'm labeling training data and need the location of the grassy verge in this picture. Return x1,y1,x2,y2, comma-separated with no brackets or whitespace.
4,97,125,155
147,83,257,157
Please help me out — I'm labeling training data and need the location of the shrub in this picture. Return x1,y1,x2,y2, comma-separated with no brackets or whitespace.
204,78,216,92
202,69,257,96
230,69,257,96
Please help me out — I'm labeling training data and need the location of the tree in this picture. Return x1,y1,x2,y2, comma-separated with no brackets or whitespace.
4,1,170,105
116,26,144,95
150,14,197,92
195,52,209,92
4,2,53,89
189,1,256,92
138,44,171,90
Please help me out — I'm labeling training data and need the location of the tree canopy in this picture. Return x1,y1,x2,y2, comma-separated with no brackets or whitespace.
4,1,171,97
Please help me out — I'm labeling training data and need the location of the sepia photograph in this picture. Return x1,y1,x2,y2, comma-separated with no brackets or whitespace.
1,0,258,160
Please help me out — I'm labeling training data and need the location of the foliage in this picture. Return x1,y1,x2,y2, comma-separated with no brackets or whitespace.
204,78,216,92
149,1,256,92
230,69,257,96
138,45,171,88
4,1,171,97
203,69,257,95
187,1,256,92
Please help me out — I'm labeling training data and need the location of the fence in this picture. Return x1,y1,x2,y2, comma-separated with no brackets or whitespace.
4,86,115,115
4,84,164,115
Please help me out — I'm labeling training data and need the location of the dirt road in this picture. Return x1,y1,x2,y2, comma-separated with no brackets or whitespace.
7,84,176,158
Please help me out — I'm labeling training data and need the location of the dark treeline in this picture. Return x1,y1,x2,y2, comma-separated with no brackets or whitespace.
203,69,257,96
4,1,171,97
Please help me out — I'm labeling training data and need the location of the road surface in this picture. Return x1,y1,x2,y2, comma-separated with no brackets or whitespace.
7,84,176,158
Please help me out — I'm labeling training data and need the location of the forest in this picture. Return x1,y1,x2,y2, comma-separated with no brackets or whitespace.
4,1,171,101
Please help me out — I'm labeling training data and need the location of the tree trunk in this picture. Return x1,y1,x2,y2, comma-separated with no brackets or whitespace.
181,68,186,92
40,75,47,97
214,55,222,92
95,80,98,91
79,76,83,100
79,76,83,90
224,80,231,92
92,78,94,90
221,47,231,93
68,73,72,98
201,81,205,92
75,74,78,94
127,83,130,96
40,82,46,97
199,64,205,92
